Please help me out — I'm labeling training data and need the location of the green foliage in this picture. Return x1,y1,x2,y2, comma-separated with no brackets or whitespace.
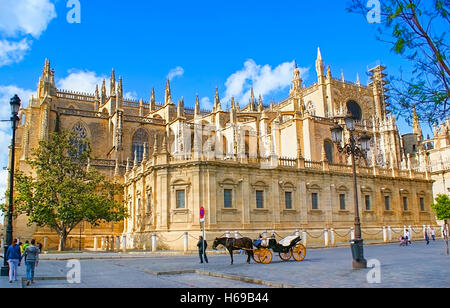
347,0,449,125
431,194,450,221
14,130,128,249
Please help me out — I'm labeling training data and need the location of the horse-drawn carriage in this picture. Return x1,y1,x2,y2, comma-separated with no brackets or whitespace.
252,235,306,264
212,234,307,265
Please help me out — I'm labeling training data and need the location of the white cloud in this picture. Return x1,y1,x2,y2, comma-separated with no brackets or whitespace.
57,70,107,94
0,39,32,66
200,97,213,111
167,66,184,81
0,0,56,67
0,0,57,39
223,59,309,105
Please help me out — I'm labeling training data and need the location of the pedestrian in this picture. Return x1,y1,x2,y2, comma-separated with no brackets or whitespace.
430,228,436,241
5,239,22,283
37,242,43,253
197,236,208,264
404,229,412,246
424,228,430,245
22,240,30,254
22,239,40,286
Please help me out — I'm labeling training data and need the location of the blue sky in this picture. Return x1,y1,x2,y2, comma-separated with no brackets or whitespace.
0,0,429,219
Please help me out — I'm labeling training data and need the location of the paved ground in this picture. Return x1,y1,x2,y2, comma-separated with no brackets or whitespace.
1,240,449,288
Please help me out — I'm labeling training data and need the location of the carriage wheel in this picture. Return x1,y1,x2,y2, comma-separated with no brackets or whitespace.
259,249,273,264
279,250,292,261
292,243,307,261
253,249,262,263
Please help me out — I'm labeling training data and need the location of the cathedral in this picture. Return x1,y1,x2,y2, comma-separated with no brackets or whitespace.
11,49,440,250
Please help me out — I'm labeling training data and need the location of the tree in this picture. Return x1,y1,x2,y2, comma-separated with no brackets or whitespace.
347,0,449,126
14,130,127,251
431,194,450,255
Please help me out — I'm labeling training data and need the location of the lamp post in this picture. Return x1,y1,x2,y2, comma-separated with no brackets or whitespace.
1,95,21,277
330,114,371,269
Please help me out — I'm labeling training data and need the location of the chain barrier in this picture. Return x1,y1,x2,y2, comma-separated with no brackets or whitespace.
362,229,383,236
390,228,404,235
157,233,185,243
333,230,352,238
305,230,323,239
410,227,422,234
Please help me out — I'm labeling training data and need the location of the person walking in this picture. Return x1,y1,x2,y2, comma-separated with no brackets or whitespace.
21,240,30,254
5,239,22,283
197,236,208,264
424,227,430,245
22,239,40,286
430,228,436,241
404,229,412,246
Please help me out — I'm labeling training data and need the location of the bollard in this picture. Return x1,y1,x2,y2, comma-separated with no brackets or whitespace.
408,226,413,241
387,226,392,242
101,236,105,250
225,231,231,238
43,236,48,251
152,233,157,252
234,231,241,239
382,226,387,243
302,230,307,247
324,228,329,247
121,235,127,252
350,227,355,240
94,236,98,251
330,228,335,247
110,236,114,251
184,232,189,254
295,229,300,237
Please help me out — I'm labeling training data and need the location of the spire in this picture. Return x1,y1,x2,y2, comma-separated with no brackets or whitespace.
150,87,156,110
142,143,148,163
110,69,116,96
356,73,361,86
177,97,185,118
291,62,303,95
164,78,172,105
250,88,255,111
101,79,107,98
117,77,123,98
214,87,222,112
194,94,200,117
133,151,138,168
258,94,264,112
412,105,423,140
326,65,332,79
316,47,325,82
126,158,131,173
95,85,100,100
341,70,345,82
230,97,237,124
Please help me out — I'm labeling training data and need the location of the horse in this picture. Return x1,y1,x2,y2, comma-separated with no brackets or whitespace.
212,237,254,265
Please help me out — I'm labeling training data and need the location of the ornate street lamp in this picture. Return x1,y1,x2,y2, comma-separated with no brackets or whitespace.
1,95,21,277
330,114,371,269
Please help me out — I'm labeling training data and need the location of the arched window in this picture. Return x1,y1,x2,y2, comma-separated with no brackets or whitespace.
324,140,334,163
132,128,149,162
71,123,88,157
347,100,362,121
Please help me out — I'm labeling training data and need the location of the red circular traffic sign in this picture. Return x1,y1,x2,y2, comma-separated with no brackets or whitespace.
200,206,205,219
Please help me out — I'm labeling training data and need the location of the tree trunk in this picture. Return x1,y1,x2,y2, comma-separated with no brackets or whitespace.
58,232,67,252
